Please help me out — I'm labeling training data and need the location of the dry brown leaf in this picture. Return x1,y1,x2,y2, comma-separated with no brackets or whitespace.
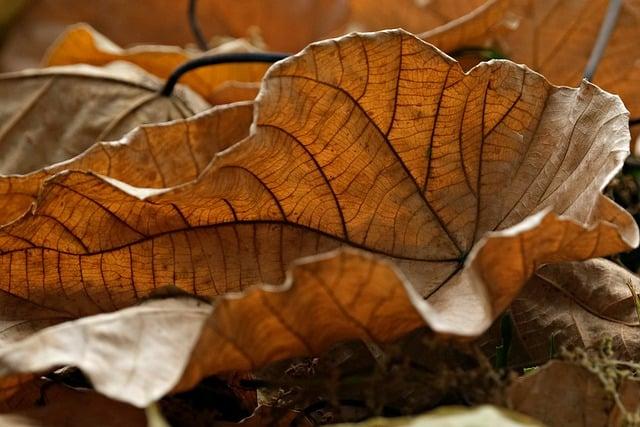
0,101,253,225
490,258,640,366
206,82,263,107
0,198,634,407
0,0,350,70
419,0,511,54
348,0,487,33
0,376,44,413
0,245,612,408
199,0,507,52
0,0,518,70
347,0,512,56
0,30,634,341
489,0,640,121
0,0,239,70
45,25,269,105
0,297,211,406
213,406,313,427
180,0,350,52
0,383,147,427
508,360,640,427
0,62,208,175
331,405,543,426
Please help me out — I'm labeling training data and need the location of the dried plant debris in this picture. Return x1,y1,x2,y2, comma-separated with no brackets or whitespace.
0,2,639,425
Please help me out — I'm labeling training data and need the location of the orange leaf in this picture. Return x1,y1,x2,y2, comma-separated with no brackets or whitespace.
46,25,269,105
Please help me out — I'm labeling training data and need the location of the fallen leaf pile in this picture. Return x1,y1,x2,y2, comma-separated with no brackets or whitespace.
0,1,640,426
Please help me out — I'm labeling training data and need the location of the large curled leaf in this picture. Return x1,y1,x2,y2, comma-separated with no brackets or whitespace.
0,29,634,342
46,25,270,105
0,62,208,174
0,101,253,225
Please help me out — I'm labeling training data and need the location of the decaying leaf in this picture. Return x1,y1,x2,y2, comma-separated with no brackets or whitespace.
198,0,508,53
491,0,640,125
2,2,640,426
213,406,313,427
0,248,506,407
0,383,147,427
419,0,510,54
0,249,433,407
0,234,633,410
177,0,351,52
507,360,640,427
0,1,27,38
347,0,511,57
348,0,487,33
331,405,543,426
46,25,270,104
0,0,349,70
0,30,634,343
490,259,640,366
0,0,242,70
0,101,253,225
0,62,208,175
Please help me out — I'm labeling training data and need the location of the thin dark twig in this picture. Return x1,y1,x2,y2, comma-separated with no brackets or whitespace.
629,117,640,127
583,0,623,81
160,52,290,97
188,0,209,51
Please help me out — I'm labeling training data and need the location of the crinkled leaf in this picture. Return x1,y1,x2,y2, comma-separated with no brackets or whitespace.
152,0,350,53
0,101,253,225
0,383,146,427
0,62,208,174
0,30,634,343
46,25,269,105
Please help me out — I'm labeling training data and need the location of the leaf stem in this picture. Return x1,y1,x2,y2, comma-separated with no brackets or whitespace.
583,0,623,81
188,0,209,51
160,52,290,97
